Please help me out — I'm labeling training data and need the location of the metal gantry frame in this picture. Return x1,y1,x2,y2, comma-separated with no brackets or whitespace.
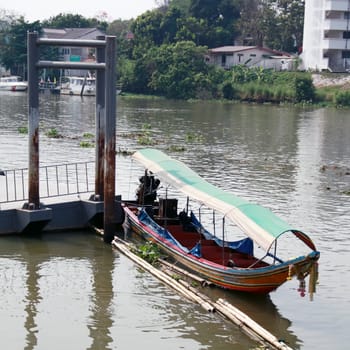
27,32,117,241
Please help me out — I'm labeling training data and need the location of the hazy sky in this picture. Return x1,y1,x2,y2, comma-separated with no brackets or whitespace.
0,0,157,21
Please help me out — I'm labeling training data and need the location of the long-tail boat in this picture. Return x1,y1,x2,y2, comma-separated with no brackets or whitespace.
123,148,320,294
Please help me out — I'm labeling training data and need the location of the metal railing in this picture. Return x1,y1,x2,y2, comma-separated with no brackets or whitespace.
0,161,95,204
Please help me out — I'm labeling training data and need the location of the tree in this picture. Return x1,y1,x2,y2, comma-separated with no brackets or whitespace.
107,19,134,58
274,0,304,52
131,10,164,57
175,16,206,44
0,9,19,30
160,6,183,43
42,13,108,32
237,0,269,46
189,0,241,46
169,0,191,14
237,0,304,52
147,41,210,99
0,17,42,77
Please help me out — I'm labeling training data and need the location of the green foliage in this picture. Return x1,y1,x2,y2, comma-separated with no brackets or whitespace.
136,242,161,265
169,0,191,14
293,74,315,103
82,132,94,139
79,141,94,148
146,41,209,99
189,0,241,47
42,13,108,31
185,131,203,143
167,145,186,152
231,65,274,84
137,123,157,145
228,70,315,104
334,90,350,107
237,0,304,52
45,128,62,138
0,17,41,76
131,10,164,55
117,58,139,91
0,2,316,104
130,0,241,51
18,126,28,134
222,81,236,100
171,274,181,281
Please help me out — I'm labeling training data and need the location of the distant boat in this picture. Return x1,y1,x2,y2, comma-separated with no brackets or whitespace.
60,76,95,96
0,76,28,92
38,79,60,94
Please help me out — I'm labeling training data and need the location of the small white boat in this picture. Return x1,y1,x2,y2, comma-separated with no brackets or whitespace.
0,76,28,91
60,76,95,96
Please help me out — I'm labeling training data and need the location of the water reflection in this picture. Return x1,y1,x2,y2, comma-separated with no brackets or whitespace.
121,227,301,350
1,93,350,349
87,243,114,350
0,229,302,350
0,257,28,349
2,233,114,350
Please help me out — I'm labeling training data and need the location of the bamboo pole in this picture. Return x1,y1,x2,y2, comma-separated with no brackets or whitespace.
112,237,214,312
215,299,292,350
159,258,212,286
110,236,292,350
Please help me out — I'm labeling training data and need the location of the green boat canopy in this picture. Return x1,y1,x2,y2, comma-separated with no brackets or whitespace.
133,148,316,252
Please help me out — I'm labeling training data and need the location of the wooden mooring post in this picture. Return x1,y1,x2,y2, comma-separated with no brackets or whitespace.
23,32,118,239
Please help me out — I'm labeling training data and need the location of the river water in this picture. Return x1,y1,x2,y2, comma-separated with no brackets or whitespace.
0,92,349,350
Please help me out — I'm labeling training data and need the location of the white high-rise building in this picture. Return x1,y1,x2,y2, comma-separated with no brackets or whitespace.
302,0,350,71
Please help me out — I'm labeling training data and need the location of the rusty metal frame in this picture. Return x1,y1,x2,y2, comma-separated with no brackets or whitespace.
27,32,117,241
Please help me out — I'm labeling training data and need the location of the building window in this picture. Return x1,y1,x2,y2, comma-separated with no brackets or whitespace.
345,12,350,20
238,53,243,63
343,31,350,39
342,51,350,59
250,54,256,57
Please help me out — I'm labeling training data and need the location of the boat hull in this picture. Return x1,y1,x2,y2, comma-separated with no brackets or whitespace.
60,87,95,96
0,83,28,91
60,76,96,96
0,76,28,91
123,206,319,294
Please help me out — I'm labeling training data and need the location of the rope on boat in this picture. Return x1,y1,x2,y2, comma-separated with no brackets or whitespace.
111,236,293,350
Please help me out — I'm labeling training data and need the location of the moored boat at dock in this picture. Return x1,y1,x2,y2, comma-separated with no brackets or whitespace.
0,76,28,91
123,148,320,294
60,76,95,96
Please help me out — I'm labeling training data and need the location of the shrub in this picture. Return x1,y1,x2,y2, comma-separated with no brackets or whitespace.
293,75,315,103
222,81,236,100
334,90,350,106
